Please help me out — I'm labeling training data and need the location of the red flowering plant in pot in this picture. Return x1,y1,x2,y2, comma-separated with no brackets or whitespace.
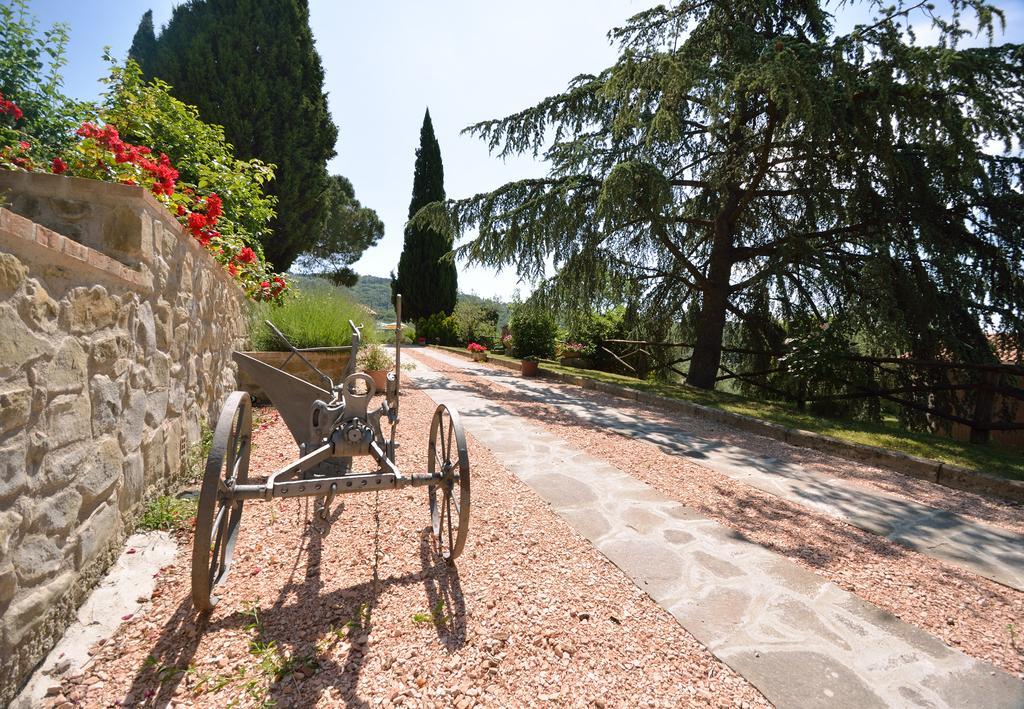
467,341,489,362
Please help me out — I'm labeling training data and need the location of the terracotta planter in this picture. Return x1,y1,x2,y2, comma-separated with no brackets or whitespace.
521,360,539,377
559,356,592,369
365,369,388,392
471,352,488,362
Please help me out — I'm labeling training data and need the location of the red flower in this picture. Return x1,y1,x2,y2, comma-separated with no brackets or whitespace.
176,205,186,216
51,157,67,174
205,193,223,222
236,246,256,264
187,212,208,234
18,141,29,151
227,263,238,276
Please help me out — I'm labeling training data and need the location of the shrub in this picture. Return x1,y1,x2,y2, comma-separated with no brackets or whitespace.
416,311,460,345
452,300,499,347
357,343,393,371
250,284,376,351
508,305,557,359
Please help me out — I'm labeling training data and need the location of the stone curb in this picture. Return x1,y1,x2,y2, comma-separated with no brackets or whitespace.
429,346,1024,504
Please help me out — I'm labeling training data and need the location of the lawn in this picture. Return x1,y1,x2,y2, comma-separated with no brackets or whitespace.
434,346,1024,482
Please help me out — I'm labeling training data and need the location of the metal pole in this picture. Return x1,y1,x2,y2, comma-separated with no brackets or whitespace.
395,294,402,397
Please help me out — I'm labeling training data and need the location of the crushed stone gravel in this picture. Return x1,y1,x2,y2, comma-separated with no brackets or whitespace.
51,383,769,708
410,350,1024,679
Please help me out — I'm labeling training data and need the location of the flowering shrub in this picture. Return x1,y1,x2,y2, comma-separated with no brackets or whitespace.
466,342,488,353
557,341,587,358
501,333,513,349
0,71,287,302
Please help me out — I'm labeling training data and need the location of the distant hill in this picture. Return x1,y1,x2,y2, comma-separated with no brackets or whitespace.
291,274,507,325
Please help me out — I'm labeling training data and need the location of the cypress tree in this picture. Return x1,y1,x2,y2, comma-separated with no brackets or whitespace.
392,109,458,321
127,10,157,78
131,0,341,271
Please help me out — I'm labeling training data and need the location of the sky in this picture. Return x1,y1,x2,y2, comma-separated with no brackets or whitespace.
23,0,1024,300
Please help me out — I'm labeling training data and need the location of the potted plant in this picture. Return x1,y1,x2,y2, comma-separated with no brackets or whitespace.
467,342,489,362
557,341,591,368
358,343,393,392
521,355,540,377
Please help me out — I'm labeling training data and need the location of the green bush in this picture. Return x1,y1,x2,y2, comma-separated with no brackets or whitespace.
565,306,626,359
250,285,376,351
416,311,460,345
509,305,558,359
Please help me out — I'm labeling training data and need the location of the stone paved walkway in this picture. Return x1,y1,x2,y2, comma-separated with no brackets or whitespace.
417,348,1024,592
406,353,1024,708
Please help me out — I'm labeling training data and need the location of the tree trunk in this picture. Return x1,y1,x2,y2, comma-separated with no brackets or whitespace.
687,248,732,389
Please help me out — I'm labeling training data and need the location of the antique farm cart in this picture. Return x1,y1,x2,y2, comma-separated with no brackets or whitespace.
191,295,470,611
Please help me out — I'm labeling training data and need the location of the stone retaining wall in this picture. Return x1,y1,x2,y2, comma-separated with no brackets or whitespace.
0,172,249,703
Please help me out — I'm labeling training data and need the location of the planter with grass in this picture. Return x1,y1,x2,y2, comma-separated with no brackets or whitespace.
240,285,374,400
358,343,394,392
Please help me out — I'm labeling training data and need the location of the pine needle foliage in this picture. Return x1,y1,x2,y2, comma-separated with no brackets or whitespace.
441,0,1024,389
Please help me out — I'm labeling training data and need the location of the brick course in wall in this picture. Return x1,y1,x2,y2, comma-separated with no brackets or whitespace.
0,172,249,703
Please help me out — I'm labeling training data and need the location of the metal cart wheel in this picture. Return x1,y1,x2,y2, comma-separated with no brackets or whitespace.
427,404,470,563
192,391,251,611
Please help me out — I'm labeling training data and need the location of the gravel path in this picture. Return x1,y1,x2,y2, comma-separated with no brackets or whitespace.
49,383,768,708
410,350,1024,678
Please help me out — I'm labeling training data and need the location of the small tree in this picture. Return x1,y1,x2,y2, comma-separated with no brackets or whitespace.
294,175,384,287
508,305,558,359
392,108,458,322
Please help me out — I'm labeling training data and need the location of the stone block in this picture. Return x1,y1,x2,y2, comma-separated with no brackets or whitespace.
0,304,53,378
61,286,118,334
87,331,133,375
135,301,156,355
153,301,172,350
89,373,122,436
17,279,59,333
36,442,88,492
76,436,122,516
0,375,32,434
0,252,27,294
0,562,15,605
75,501,119,570
147,351,171,389
141,426,166,487
2,570,73,648
163,418,183,479
13,534,62,584
119,390,146,453
0,433,28,503
119,452,144,514
30,337,87,396
30,488,82,536
32,392,91,450
145,389,169,427
0,508,23,557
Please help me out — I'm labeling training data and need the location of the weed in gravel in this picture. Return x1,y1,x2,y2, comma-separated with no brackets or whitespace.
184,419,214,483
345,602,371,632
137,495,198,532
412,599,448,626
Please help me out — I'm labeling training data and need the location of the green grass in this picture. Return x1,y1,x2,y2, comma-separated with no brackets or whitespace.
435,346,1024,481
137,494,198,532
249,284,377,351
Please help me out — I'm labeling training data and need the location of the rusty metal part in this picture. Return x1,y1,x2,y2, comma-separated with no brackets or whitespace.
191,390,251,611
428,403,471,563
190,294,473,611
